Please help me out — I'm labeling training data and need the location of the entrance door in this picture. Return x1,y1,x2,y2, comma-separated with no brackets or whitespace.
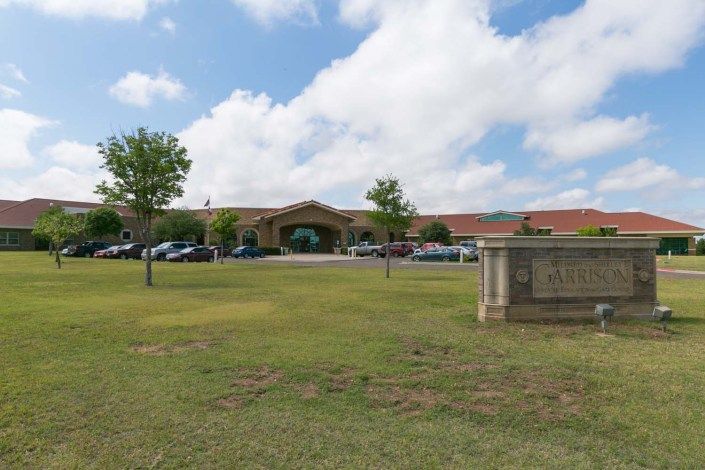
290,227,319,253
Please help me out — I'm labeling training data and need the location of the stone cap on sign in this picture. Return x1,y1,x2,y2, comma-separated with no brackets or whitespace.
476,236,660,249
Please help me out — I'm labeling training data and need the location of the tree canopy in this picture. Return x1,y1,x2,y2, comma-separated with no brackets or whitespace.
32,205,83,269
209,208,240,264
95,127,191,286
418,220,452,245
84,207,124,239
153,209,207,242
365,174,419,278
513,222,538,236
576,224,603,236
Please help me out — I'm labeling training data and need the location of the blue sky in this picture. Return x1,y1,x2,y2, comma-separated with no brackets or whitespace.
1,0,704,227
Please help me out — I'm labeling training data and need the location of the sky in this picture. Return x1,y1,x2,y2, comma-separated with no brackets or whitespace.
1,0,704,226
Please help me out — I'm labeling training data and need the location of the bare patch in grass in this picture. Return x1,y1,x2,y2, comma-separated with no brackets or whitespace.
218,366,286,410
130,340,213,356
298,383,320,399
366,385,444,416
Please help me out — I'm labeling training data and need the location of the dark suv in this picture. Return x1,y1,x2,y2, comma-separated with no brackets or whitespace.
65,241,112,257
110,243,146,260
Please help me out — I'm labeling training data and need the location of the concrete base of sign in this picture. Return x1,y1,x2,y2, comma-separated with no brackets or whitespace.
477,237,660,322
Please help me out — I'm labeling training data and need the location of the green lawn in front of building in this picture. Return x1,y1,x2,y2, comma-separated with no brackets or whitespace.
657,255,705,271
1,253,705,467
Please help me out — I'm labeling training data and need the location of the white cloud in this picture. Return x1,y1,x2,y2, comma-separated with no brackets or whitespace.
0,108,54,169
0,166,103,201
230,0,318,26
0,83,21,99
524,114,654,165
0,0,167,20
2,63,28,83
525,188,604,211
159,16,176,34
42,140,101,170
174,0,705,211
563,168,588,182
596,157,705,192
109,70,186,107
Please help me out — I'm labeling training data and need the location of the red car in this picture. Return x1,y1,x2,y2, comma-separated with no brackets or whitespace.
109,243,146,260
94,245,121,258
166,246,215,263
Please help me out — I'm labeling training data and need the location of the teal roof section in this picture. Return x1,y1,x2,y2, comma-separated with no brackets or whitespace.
477,211,528,222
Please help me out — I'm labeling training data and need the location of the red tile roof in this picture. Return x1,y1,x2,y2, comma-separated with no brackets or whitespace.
0,198,135,228
252,200,357,220
0,200,20,211
407,209,704,236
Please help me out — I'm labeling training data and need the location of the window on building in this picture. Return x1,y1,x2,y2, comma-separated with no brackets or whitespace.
360,231,375,243
658,237,689,255
478,211,527,222
0,232,19,245
242,229,259,247
121,229,133,241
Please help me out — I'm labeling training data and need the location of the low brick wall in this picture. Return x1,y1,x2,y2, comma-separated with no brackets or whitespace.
478,237,660,321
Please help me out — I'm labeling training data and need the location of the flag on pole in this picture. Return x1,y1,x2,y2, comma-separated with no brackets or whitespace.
204,196,212,215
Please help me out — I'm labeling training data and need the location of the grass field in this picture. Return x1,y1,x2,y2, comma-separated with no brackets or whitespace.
657,255,705,271
2,253,705,467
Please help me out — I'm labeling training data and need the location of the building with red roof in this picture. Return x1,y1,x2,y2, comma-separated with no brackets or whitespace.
1,198,702,255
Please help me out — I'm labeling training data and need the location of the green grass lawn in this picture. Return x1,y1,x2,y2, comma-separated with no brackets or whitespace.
2,253,705,467
657,254,705,271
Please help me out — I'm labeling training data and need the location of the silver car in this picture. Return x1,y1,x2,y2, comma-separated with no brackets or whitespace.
141,241,198,261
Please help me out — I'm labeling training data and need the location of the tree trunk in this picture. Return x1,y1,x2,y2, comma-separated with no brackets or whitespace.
220,239,224,264
55,245,61,269
48,242,53,256
144,218,153,287
386,228,391,279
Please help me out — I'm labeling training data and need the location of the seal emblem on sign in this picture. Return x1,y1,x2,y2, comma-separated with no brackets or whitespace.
516,269,530,284
638,269,651,282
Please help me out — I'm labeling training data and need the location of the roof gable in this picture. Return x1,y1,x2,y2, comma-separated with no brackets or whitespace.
477,210,528,222
253,200,357,221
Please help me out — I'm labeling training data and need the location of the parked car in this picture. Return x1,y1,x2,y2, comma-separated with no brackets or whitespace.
379,242,414,257
209,246,232,257
354,241,384,257
65,241,112,257
166,246,215,263
420,242,443,252
142,241,198,261
232,246,265,258
110,243,146,260
450,246,478,261
412,247,460,262
94,245,122,258
459,240,477,249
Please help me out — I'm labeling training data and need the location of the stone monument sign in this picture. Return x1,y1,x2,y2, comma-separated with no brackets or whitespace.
477,237,660,321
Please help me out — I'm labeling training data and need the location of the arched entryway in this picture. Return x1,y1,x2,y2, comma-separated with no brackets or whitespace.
360,231,375,243
347,230,356,247
280,224,340,253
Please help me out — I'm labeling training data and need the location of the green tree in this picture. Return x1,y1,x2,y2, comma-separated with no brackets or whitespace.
153,209,206,243
696,238,705,256
84,207,124,240
365,174,419,278
514,222,537,236
95,127,191,286
576,224,603,236
418,220,452,245
32,206,83,269
209,208,240,264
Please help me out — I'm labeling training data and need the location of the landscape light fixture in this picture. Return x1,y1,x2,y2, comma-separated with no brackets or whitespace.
595,304,615,334
652,305,672,331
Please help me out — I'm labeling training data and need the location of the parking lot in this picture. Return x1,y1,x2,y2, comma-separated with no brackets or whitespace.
224,253,480,270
